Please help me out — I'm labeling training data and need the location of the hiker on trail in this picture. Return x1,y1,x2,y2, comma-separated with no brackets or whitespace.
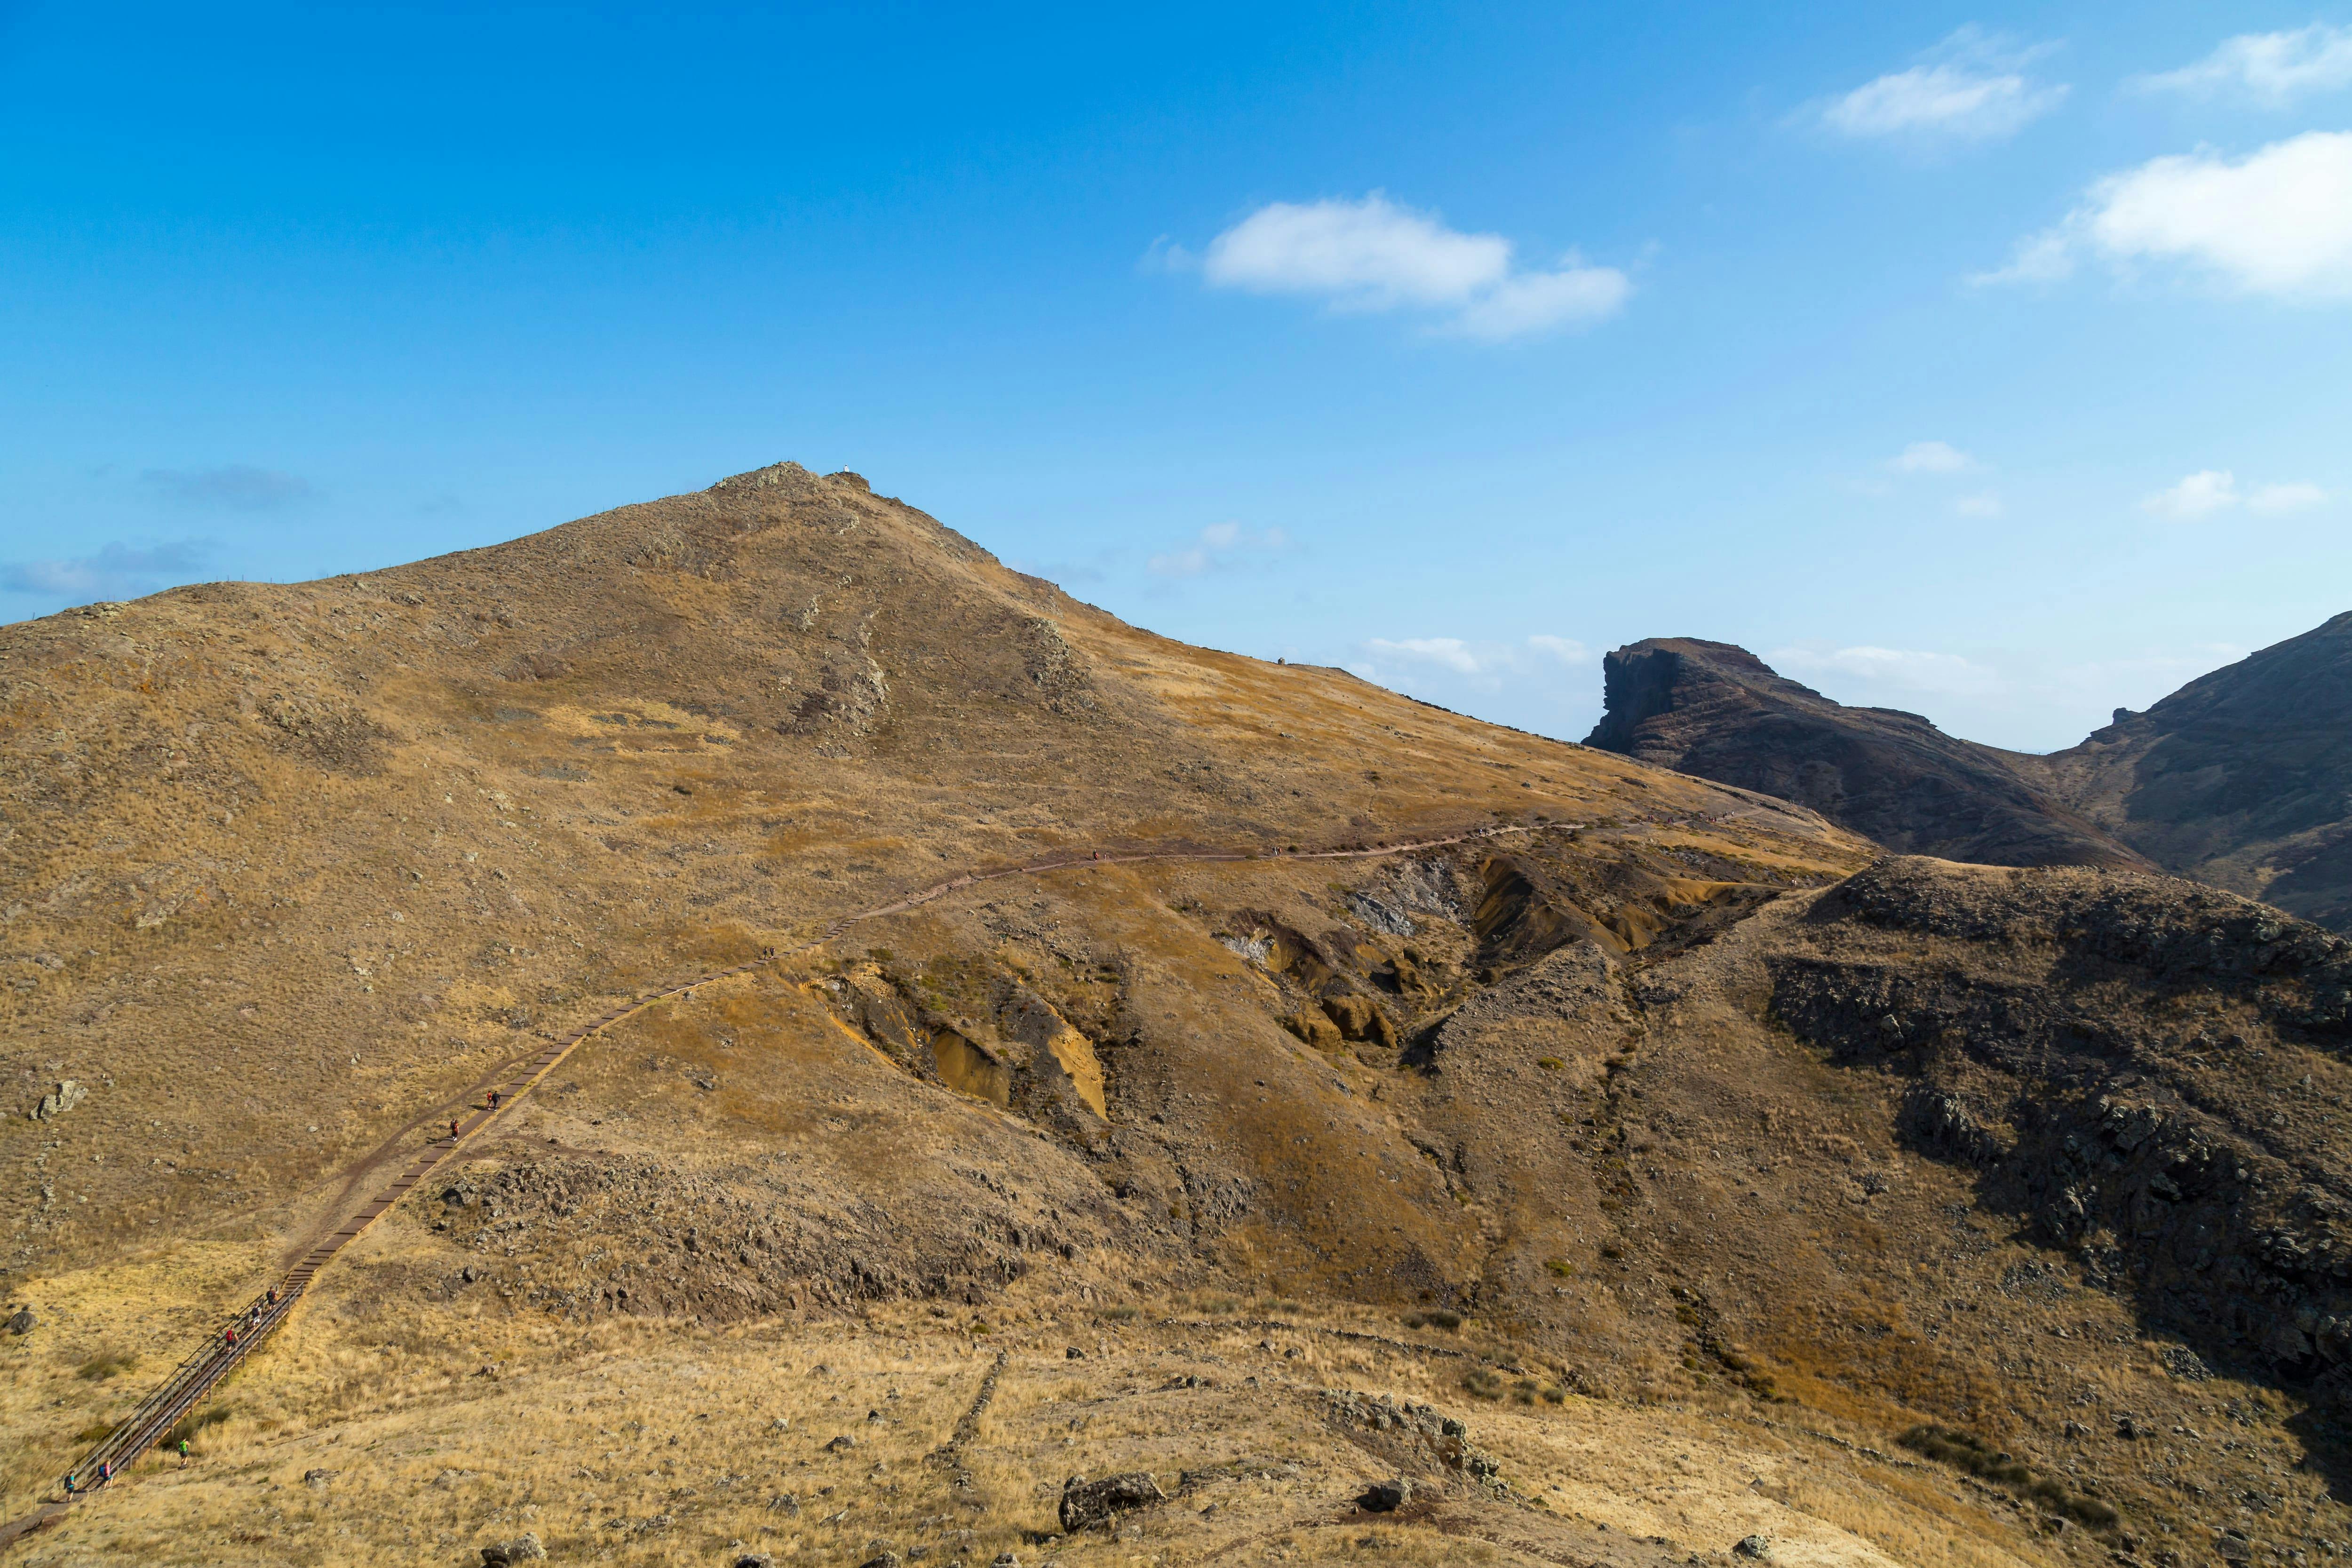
178,1438,190,1465
98,1461,111,1486
63,1473,75,1496
488,1089,501,1111
224,1325,236,1347
450,1119,460,1141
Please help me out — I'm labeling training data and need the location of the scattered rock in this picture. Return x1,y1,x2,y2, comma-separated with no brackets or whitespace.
1358,1478,1413,1512
857,1553,902,1568
5,1307,33,1336
302,1468,334,1487
1733,1536,1772,1561
1065,1345,1085,1359
734,1555,775,1568
32,1081,85,1121
1059,1471,1166,1533
826,1434,858,1451
479,1535,544,1566
990,1556,1021,1568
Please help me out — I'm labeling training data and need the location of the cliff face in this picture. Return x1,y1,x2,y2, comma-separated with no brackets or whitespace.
2022,612,2352,931
1583,637,2148,871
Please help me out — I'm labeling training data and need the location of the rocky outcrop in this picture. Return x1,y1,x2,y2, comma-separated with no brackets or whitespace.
1770,857,2352,1405
1584,638,2144,870
2022,611,2352,931
1057,1471,1166,1532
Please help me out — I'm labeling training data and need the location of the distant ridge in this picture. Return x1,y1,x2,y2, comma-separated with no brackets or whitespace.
1582,636,2147,870
1585,618,2352,932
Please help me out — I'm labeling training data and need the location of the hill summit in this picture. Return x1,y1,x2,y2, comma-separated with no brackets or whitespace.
5,466,2350,1567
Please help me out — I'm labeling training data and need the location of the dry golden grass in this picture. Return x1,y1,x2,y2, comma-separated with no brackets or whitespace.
9,1248,2078,1567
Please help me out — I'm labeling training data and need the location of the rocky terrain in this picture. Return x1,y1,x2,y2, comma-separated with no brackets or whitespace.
1586,625,2352,933
2,464,2348,1567
2021,613,2352,933
1581,638,2144,872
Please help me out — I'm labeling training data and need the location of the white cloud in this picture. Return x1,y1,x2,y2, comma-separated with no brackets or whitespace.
1971,228,2075,286
1195,193,1629,341
2142,469,2328,519
1445,264,1631,342
1365,636,1483,674
1955,492,2005,517
1771,645,2003,698
1148,546,1211,578
2135,24,2352,105
1891,439,1972,473
2143,469,2241,518
1982,131,2352,299
2249,480,2327,513
1146,521,1290,578
1821,29,2067,143
1355,633,1594,688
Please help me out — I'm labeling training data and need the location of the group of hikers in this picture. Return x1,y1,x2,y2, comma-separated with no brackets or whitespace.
62,1286,289,1495
447,1087,506,1143
65,1086,532,1500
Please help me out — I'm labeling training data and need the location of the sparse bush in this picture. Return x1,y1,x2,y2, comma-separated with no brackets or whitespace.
76,1351,137,1381
1898,1424,2119,1530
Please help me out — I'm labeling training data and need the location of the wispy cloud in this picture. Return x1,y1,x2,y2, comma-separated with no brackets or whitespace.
1977,131,2352,299
1146,520,1290,578
1955,492,2005,517
1820,29,2067,143
2134,24,2352,106
1770,644,2002,698
1,540,211,599
140,464,316,511
1354,633,1590,689
2143,470,2327,519
1890,439,1973,473
1186,193,1629,341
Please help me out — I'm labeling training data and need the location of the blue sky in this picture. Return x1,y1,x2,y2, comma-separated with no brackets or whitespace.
4,2,2348,750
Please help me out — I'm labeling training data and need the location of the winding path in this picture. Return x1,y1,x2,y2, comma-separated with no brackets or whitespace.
1,820,1551,1549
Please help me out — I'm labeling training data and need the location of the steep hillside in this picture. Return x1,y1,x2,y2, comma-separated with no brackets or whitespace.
5,467,2348,1568
2023,612,2352,931
1583,638,2144,870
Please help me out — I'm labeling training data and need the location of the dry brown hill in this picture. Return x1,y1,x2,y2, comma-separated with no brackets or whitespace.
2020,611,2352,931
4,465,2349,1568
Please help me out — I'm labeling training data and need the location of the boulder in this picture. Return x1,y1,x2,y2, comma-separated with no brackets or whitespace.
1058,1471,1166,1532
735,1555,776,1568
1357,1477,1413,1512
479,1535,544,1566
1733,1536,1772,1561
32,1081,85,1121
5,1307,33,1336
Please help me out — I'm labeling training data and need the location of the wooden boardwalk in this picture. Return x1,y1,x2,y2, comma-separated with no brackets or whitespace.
1,821,1546,1550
